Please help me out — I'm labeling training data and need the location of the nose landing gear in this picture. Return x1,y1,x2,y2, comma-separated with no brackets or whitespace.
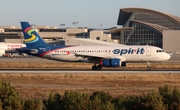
147,62,151,70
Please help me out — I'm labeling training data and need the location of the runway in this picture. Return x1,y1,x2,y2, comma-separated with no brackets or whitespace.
0,56,180,100
0,56,179,74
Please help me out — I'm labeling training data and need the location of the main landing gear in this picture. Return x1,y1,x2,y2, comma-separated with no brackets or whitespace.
92,64,102,70
147,61,151,70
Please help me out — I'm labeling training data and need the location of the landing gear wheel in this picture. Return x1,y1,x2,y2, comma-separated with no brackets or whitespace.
97,65,102,70
147,62,151,70
92,65,97,70
92,65,102,70
147,66,151,70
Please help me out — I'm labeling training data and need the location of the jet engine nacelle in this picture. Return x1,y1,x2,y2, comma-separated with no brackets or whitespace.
100,58,121,67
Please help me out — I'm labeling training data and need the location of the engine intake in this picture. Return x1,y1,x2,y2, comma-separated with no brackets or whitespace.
99,59,127,67
100,58,121,67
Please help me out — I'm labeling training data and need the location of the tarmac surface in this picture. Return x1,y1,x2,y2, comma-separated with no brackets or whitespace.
0,55,179,72
0,55,180,99
0,55,180,72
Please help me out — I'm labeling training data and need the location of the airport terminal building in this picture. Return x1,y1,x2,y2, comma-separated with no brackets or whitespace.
113,8,180,54
0,8,180,53
0,26,115,46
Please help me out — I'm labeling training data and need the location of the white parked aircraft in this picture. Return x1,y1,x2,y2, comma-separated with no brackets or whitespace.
0,42,26,56
17,22,170,70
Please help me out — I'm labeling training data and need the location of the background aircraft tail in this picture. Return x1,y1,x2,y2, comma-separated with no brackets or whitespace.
21,22,49,47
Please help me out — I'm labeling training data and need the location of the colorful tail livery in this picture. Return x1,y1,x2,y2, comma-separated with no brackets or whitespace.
21,22,48,47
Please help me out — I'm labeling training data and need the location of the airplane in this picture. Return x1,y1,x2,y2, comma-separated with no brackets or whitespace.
17,21,171,70
0,42,26,56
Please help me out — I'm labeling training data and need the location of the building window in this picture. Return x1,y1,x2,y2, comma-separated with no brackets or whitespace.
96,37,100,40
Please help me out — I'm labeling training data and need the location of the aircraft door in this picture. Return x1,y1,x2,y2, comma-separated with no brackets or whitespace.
146,47,151,56
46,47,51,58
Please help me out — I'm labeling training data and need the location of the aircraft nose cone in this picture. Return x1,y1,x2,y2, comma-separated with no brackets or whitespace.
166,53,171,60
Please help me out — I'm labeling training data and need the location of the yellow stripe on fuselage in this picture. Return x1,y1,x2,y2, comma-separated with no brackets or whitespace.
25,34,36,42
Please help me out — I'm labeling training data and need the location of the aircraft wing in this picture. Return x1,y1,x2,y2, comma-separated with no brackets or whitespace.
74,53,126,62
75,53,105,59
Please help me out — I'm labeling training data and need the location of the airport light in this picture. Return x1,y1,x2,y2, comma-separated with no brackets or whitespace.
72,21,79,28
100,23,102,30
60,24,66,37
72,21,79,37
60,24,65,26
60,24,66,30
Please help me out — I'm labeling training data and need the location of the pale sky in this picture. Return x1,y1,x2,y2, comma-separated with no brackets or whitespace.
0,0,179,28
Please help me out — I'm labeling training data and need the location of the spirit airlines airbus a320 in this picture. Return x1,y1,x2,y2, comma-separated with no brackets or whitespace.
17,22,171,70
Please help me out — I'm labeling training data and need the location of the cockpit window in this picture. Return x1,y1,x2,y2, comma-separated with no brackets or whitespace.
156,50,164,53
